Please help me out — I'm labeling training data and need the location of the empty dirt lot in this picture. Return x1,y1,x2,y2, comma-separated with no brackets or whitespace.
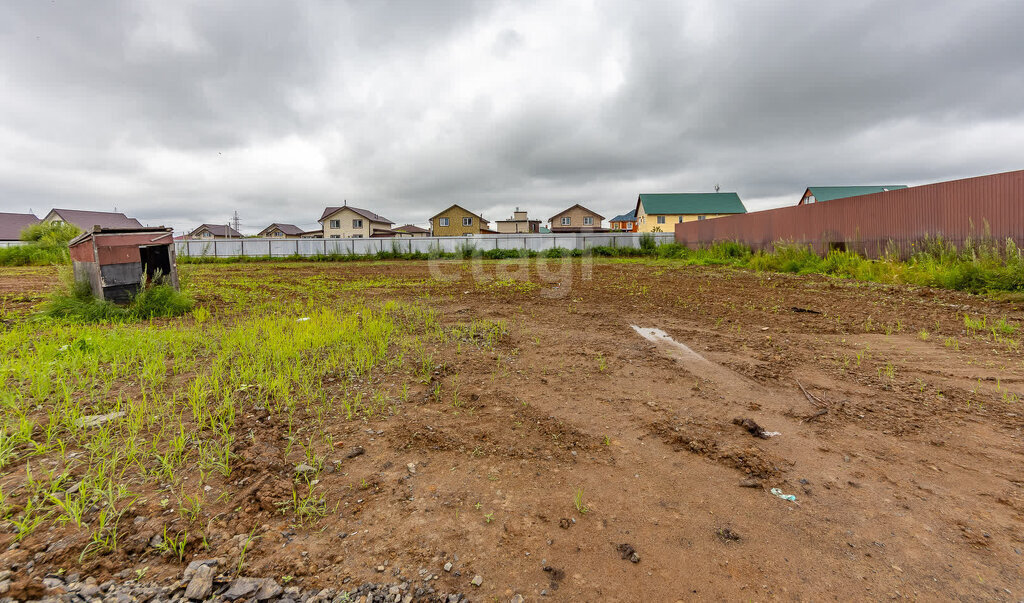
1,259,1023,601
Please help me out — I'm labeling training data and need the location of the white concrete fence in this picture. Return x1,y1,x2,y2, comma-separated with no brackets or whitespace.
174,232,675,259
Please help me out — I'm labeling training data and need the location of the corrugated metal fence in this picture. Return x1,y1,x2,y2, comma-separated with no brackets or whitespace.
175,232,674,258
675,170,1024,258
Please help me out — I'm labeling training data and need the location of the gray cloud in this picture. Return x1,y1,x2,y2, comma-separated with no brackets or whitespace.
1,0,1022,233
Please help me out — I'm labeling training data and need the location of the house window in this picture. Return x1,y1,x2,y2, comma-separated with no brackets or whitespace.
583,216,593,226
698,215,706,221
439,217,450,227
657,216,666,224
678,216,684,223
561,217,571,226
353,234,363,238
352,219,363,228
463,217,473,226
330,235,340,239
329,220,340,228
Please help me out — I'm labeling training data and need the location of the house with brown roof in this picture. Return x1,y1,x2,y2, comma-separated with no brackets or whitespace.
300,229,323,239
496,209,541,233
429,204,492,236
0,212,41,243
187,224,242,239
43,208,144,231
319,204,394,238
548,204,605,232
256,223,305,238
392,225,430,238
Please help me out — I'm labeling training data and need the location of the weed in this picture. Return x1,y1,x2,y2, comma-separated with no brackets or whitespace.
156,528,189,562
573,487,589,515
179,493,203,522
237,528,260,574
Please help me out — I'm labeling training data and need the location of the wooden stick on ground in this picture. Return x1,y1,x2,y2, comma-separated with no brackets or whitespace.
796,379,826,408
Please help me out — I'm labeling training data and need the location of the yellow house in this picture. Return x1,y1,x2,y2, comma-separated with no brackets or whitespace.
319,205,394,238
429,204,491,236
634,192,746,233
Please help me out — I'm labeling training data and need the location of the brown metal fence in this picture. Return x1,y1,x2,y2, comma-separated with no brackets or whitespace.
674,170,1024,258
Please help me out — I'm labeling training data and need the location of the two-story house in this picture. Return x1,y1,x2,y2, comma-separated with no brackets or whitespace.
429,204,492,236
319,204,394,238
548,204,605,232
634,192,746,233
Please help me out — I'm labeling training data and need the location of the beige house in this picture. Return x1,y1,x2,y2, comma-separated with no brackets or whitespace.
319,205,394,238
548,204,605,232
496,209,541,233
256,223,304,238
429,204,492,236
187,224,242,239
393,225,430,237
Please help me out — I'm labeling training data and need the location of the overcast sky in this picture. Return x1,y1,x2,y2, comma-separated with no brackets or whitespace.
1,1,1022,233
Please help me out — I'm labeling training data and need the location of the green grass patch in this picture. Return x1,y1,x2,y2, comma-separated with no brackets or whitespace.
43,279,194,322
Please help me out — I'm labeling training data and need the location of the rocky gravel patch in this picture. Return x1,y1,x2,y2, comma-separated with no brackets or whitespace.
6,562,475,603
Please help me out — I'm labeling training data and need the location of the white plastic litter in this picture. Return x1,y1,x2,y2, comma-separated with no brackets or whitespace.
770,487,797,502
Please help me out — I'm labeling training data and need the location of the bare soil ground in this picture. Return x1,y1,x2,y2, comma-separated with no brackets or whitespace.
2,259,1024,601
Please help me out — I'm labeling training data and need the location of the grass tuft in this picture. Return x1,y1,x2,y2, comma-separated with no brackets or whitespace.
43,278,194,322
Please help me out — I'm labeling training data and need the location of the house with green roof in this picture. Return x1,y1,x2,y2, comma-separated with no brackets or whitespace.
798,185,907,205
634,192,746,233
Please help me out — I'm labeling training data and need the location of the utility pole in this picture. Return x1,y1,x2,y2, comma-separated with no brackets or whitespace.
230,211,241,236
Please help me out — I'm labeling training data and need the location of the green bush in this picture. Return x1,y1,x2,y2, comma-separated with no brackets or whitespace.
0,222,82,266
20,222,81,245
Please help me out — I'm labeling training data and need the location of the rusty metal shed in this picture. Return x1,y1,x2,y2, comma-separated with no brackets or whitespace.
69,226,179,303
